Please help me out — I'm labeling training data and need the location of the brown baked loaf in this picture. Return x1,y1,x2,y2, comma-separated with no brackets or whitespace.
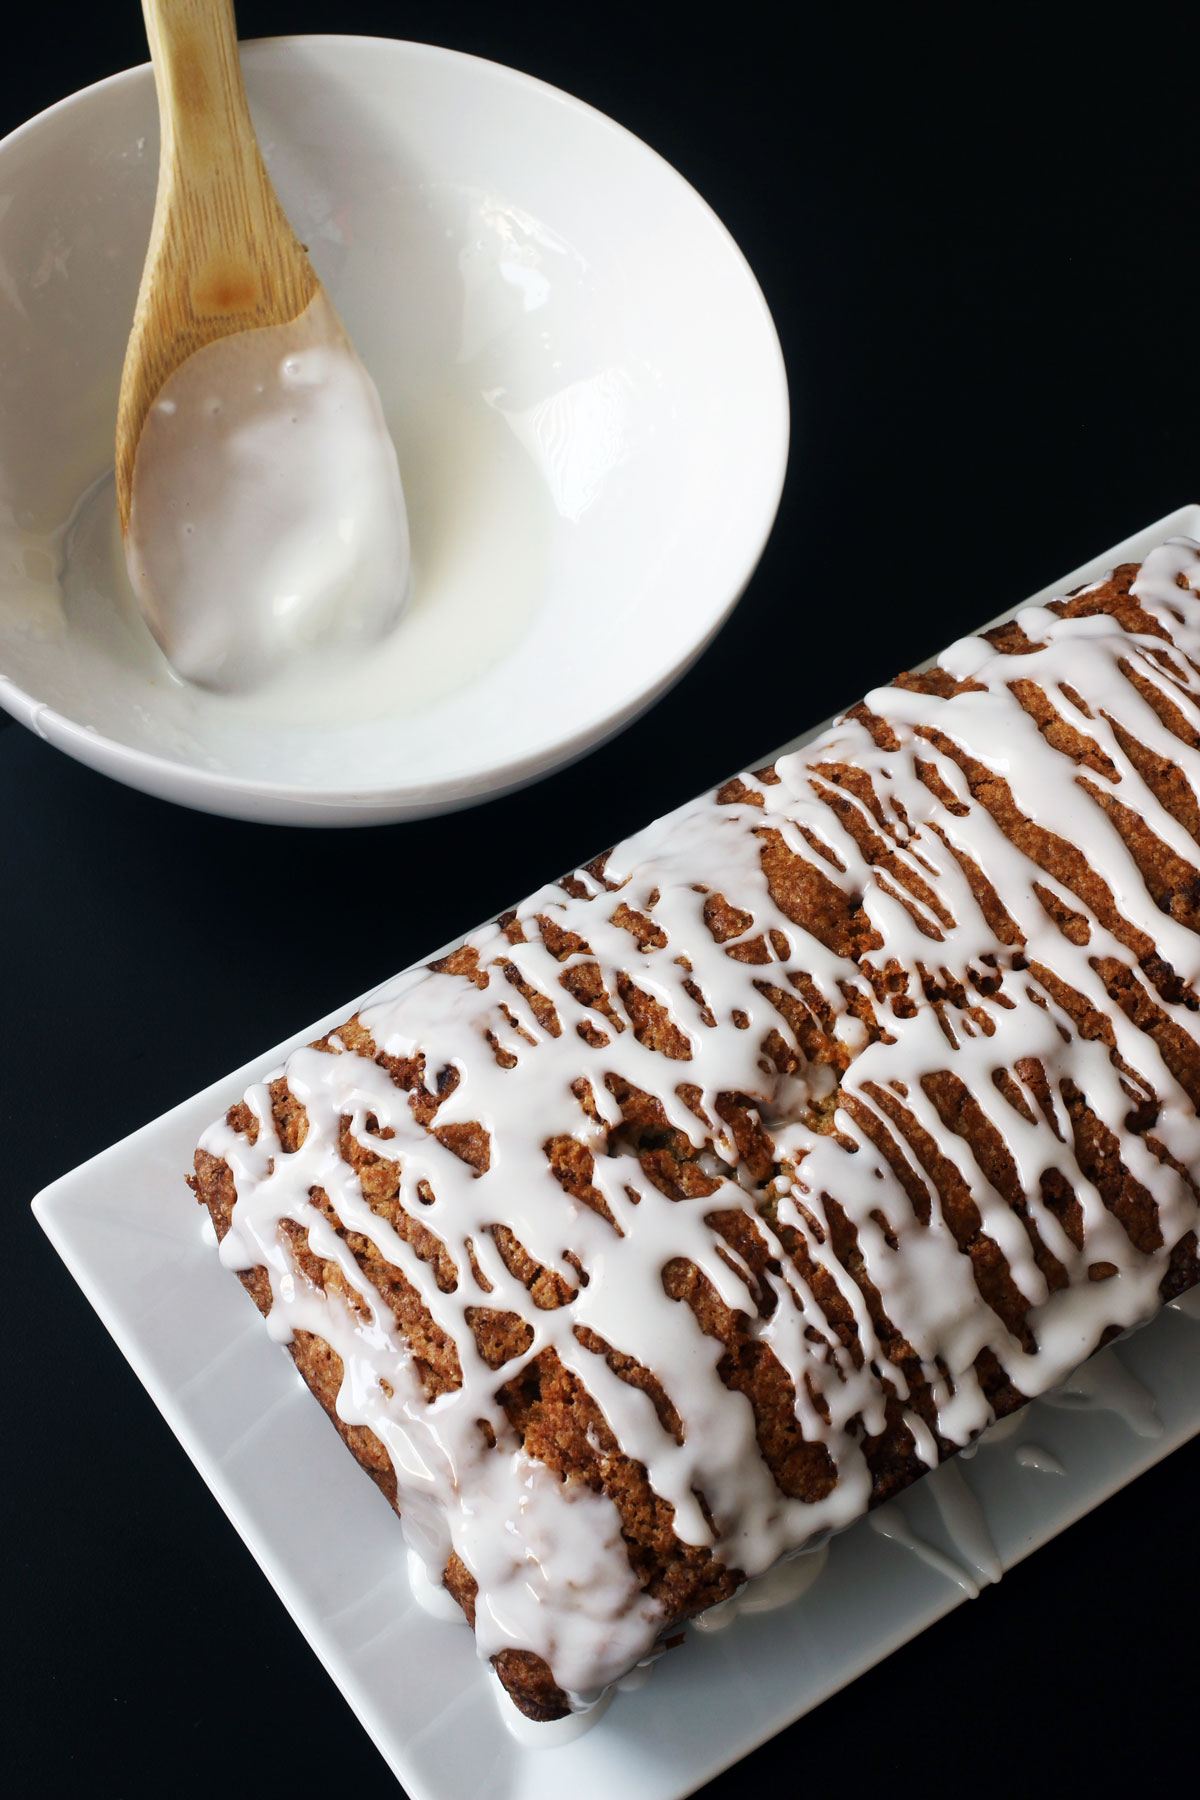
192,538,1200,1720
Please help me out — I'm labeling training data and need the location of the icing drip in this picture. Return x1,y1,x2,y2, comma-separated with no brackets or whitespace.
495,1682,613,1748
1038,1347,1162,1439
867,1505,989,1599
1015,1444,1066,1475
869,1461,1001,1599
200,538,1200,1709
406,1547,463,1623
496,1542,831,1745
690,1543,829,1632
962,1338,1162,1480
926,1463,1002,1586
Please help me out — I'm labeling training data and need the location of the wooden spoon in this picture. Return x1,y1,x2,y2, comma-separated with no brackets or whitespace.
115,0,320,532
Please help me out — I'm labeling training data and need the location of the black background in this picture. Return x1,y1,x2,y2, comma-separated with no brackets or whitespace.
4,4,1197,1796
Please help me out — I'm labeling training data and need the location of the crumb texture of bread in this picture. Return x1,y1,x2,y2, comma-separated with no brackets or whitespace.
192,538,1200,1719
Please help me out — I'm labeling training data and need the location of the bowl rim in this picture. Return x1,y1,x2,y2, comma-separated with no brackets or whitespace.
0,34,790,818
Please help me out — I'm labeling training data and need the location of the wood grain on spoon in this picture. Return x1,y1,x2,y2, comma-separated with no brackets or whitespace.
115,0,319,531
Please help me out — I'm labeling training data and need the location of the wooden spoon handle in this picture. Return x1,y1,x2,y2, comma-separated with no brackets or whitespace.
141,0,312,318
144,0,257,188
115,0,318,525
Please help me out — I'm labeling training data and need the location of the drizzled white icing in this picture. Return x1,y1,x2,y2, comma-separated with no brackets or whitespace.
201,537,1200,1708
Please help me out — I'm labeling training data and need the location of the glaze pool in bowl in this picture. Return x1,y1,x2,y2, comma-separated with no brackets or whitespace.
0,36,789,825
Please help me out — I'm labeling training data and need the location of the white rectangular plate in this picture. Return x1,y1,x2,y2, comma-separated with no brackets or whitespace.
34,503,1200,1800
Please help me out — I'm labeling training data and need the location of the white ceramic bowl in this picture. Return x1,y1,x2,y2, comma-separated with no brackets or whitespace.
0,36,788,825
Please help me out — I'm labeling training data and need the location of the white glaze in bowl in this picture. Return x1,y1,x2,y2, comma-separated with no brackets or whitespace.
0,36,788,825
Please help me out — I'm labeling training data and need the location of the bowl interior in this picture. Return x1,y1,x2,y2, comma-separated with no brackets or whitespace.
0,37,787,822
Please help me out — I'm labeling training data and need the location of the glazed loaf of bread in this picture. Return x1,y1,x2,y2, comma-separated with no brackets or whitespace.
192,538,1200,1720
